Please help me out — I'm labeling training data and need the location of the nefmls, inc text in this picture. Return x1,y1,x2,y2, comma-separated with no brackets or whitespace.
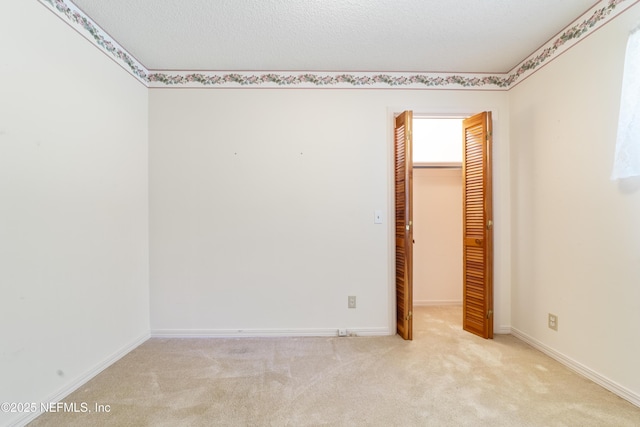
42,402,111,413
0,401,111,413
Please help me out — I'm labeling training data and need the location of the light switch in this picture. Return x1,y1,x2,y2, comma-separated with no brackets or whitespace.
374,210,383,224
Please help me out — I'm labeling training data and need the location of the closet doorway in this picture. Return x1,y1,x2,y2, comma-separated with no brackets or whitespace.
412,117,464,309
394,112,494,340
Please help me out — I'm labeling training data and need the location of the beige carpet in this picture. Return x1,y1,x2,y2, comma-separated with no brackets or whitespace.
29,306,640,426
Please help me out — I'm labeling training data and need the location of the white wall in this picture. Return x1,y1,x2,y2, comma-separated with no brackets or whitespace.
149,89,510,336
0,2,149,425
509,2,640,401
413,167,463,305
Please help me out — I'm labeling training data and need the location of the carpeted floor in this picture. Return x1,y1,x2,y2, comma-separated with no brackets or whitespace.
28,306,640,426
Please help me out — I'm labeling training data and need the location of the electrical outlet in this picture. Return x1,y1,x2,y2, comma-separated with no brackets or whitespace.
548,313,558,331
348,296,356,309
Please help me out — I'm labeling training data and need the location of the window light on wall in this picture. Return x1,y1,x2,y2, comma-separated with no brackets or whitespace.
612,24,640,180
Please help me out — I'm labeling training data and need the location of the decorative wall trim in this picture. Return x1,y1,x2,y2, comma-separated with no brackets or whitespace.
11,332,150,427
505,0,636,89
147,71,511,90
511,327,640,408
38,0,148,84
39,0,637,89
151,327,390,338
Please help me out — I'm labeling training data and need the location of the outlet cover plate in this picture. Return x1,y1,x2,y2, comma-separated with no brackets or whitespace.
348,296,356,309
548,313,558,331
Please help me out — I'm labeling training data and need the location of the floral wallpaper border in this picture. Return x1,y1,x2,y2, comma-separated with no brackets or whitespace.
39,0,635,89
40,0,148,84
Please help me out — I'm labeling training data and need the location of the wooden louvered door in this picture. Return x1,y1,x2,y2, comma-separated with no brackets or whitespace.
395,111,413,340
462,112,493,339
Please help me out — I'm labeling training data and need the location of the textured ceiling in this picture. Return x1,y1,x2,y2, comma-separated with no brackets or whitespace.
70,0,597,73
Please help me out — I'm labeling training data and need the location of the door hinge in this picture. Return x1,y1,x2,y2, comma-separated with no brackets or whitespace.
406,311,413,321
487,310,493,319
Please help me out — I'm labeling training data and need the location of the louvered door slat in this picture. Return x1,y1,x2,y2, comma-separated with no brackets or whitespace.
462,112,493,339
395,111,413,340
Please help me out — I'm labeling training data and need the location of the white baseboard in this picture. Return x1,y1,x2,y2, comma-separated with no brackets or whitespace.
511,327,640,408
494,325,511,334
151,327,390,338
11,333,149,427
413,300,462,306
